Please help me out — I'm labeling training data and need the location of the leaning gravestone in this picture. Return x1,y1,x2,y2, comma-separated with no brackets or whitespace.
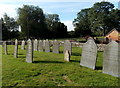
45,39,50,52
64,50,70,62
38,40,43,52
52,40,59,53
80,38,97,70
26,39,33,63
64,40,72,55
21,40,25,50
103,41,120,77
14,39,18,58
3,41,7,55
33,39,38,51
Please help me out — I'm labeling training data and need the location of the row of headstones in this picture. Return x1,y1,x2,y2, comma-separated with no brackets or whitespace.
3,39,71,62
21,39,72,55
3,38,120,77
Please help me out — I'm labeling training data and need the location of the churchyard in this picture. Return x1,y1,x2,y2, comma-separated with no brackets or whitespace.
2,38,119,86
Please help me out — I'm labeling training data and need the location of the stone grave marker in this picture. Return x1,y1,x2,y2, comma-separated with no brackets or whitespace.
3,41,7,55
103,41,120,77
38,40,43,52
52,40,59,53
80,38,97,70
45,39,50,52
21,40,25,50
64,40,72,55
26,39,33,63
64,50,70,62
14,39,18,58
33,39,38,51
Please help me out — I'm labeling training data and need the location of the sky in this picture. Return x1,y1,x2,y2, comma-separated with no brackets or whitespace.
0,0,119,31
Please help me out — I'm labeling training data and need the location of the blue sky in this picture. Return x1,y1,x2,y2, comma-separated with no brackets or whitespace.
0,0,119,31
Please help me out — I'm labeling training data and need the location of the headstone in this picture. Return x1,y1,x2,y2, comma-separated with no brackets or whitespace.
38,40,43,52
21,40,25,50
33,39,38,51
64,40,72,55
103,41,120,77
45,39,50,52
26,39,33,63
52,40,59,53
3,41,7,55
43,40,46,51
80,38,97,70
14,39,18,58
64,50,70,62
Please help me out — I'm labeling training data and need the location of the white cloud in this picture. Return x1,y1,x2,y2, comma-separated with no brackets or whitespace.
62,20,74,31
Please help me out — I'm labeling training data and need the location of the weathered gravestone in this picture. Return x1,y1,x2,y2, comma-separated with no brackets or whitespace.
14,39,18,58
64,50,70,62
80,38,97,70
52,40,59,53
26,39,33,63
21,40,25,50
64,40,72,55
45,39,50,52
3,41,7,55
33,39,38,51
38,40,43,52
103,41,120,77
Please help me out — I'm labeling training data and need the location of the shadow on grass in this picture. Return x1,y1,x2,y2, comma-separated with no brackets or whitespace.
95,66,102,70
33,61,64,64
70,60,80,63
72,52,81,56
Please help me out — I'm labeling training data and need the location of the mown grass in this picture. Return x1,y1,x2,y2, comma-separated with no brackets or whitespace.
2,45,119,87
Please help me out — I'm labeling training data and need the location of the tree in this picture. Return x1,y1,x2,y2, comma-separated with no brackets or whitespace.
17,5,47,39
88,1,114,36
73,1,119,37
73,8,92,37
2,13,19,40
45,14,67,38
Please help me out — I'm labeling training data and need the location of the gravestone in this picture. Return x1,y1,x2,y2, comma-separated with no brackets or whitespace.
64,40,72,55
38,40,43,52
14,39,18,58
21,40,25,50
64,50,70,62
52,40,59,53
33,39,38,51
45,39,50,52
3,41,7,55
26,39,33,63
80,38,97,70
103,41,120,77
43,40,46,51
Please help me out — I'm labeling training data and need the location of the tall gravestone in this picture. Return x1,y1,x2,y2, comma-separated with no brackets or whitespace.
52,40,59,53
64,50,70,62
33,39,38,51
26,39,33,63
80,38,97,70
38,40,43,52
3,41,7,55
103,41,120,77
43,40,46,51
14,39,18,58
21,40,25,50
45,39,50,52
64,40,72,55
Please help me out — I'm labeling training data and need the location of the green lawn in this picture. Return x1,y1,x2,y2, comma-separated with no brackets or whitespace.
2,45,119,87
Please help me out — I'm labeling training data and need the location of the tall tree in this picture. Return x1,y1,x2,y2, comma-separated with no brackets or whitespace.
73,8,91,37
88,1,114,36
2,13,19,40
17,5,47,39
